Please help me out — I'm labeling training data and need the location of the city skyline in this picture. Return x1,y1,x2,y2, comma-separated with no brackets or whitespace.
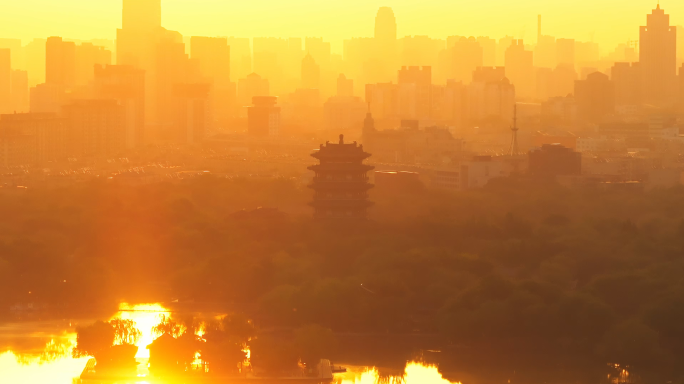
1,1,684,53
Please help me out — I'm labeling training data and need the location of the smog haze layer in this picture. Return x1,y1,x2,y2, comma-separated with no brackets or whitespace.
0,0,681,51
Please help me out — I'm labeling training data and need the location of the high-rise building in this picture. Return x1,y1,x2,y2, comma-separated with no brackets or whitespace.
30,83,68,113
247,96,280,137
556,38,575,67
575,72,615,122
94,65,145,149
450,37,483,83
337,74,354,97
191,36,233,122
301,53,320,89
0,113,65,166
640,5,677,105
611,62,641,106
397,66,432,120
238,73,270,109
226,37,252,81
373,7,398,83
46,37,76,86
62,100,125,157
11,70,29,113
375,7,397,43
190,37,230,87
122,0,162,32
173,83,211,144
74,43,112,86
0,49,10,113
305,38,331,71
505,40,534,99
477,37,497,67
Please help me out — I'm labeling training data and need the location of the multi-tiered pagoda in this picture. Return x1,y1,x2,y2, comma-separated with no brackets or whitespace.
308,134,374,220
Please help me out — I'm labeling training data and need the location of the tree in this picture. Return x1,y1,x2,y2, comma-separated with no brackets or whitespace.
596,320,666,369
73,321,115,360
295,325,337,370
249,335,299,376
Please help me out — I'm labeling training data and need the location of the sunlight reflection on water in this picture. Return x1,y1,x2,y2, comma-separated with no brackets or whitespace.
339,362,460,384
0,302,463,384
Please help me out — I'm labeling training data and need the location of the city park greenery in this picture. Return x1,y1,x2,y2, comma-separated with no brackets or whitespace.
2,175,684,377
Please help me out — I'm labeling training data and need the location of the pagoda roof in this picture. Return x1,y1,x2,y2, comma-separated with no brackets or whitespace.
311,134,372,160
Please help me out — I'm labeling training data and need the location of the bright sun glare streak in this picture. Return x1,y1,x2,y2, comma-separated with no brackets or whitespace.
0,350,89,384
341,362,461,384
111,303,171,358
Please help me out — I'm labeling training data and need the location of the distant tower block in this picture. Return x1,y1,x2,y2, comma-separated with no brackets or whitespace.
308,135,375,220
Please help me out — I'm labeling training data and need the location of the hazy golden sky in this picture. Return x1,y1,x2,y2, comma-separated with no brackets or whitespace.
0,0,682,52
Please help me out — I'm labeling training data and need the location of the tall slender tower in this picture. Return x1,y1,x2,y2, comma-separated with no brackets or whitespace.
509,104,519,156
640,4,677,106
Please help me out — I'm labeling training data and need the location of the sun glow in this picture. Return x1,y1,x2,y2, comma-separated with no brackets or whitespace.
340,362,461,384
111,303,171,359
0,350,89,384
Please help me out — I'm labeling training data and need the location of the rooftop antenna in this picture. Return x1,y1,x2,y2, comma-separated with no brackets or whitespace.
508,104,519,156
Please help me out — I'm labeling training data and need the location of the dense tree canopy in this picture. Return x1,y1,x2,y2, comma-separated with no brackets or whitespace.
4,176,684,376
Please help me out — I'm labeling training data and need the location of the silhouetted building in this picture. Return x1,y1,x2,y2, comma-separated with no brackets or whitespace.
308,134,374,220
46,37,76,86
11,70,29,113
173,83,211,144
247,96,280,137
75,43,112,86
505,40,534,98
0,113,65,167
337,74,354,97
556,38,575,67
398,66,432,121
191,37,233,121
450,37,483,83
122,0,161,31
611,62,641,106
529,144,581,177
30,83,68,113
374,7,398,82
640,5,677,105
238,73,270,107
324,95,366,131
0,49,9,113
94,65,145,148
363,113,462,163
301,53,320,89
62,99,125,157
575,72,615,122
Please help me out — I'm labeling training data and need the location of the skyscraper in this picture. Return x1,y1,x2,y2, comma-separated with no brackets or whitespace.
505,40,534,98
94,65,146,149
640,4,676,105
46,37,76,86
375,7,397,42
0,49,10,113
122,0,162,32
373,7,398,83
301,53,320,89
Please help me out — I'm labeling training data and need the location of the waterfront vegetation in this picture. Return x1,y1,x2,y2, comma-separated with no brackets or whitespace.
2,176,684,378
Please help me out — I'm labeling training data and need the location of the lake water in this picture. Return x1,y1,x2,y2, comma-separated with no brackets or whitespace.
0,303,463,384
